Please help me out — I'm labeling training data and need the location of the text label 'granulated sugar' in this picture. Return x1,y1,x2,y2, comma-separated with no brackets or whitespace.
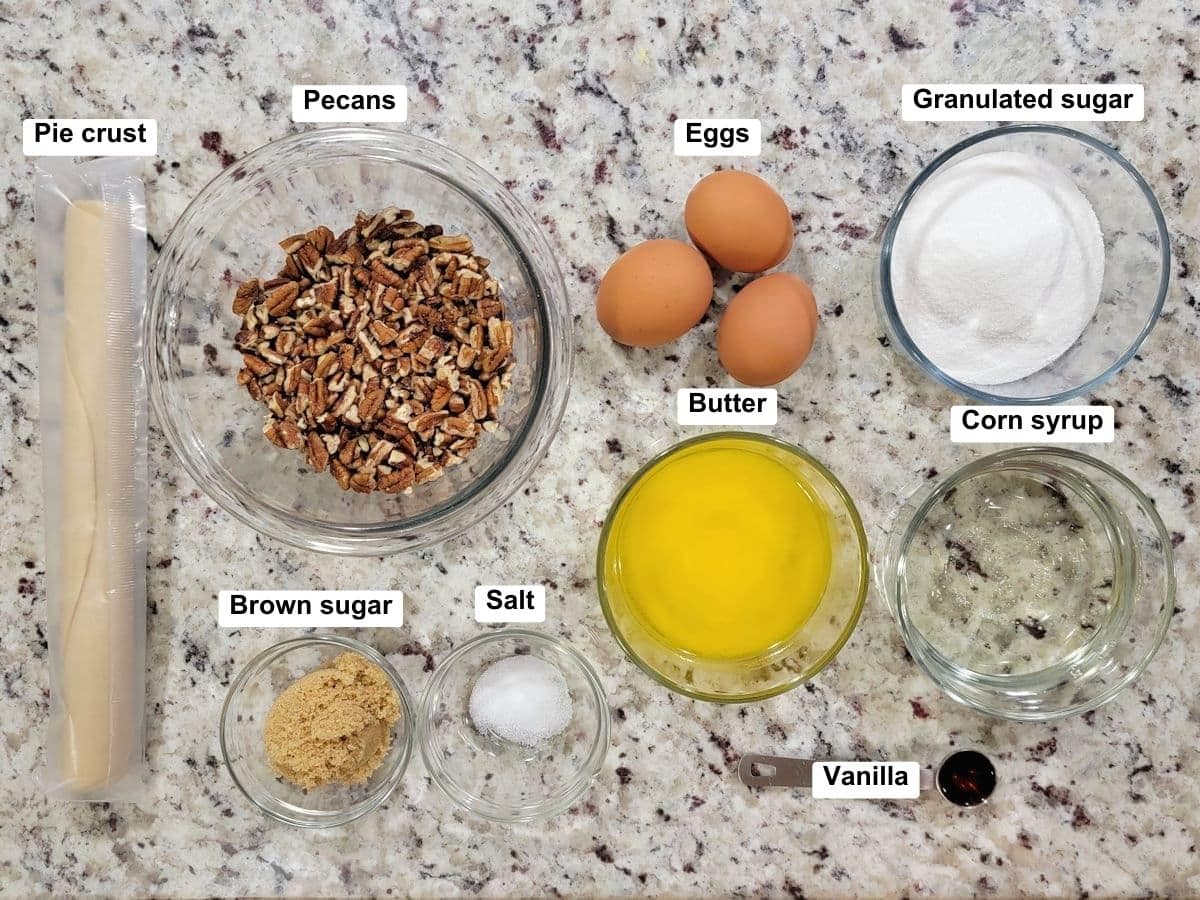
902,83,1143,122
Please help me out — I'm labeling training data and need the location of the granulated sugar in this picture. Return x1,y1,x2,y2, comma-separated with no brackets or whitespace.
891,150,1105,386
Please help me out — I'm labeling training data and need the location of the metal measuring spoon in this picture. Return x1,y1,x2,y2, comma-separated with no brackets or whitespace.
738,750,996,807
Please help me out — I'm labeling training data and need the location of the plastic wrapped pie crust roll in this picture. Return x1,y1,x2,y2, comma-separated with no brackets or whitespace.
35,158,149,801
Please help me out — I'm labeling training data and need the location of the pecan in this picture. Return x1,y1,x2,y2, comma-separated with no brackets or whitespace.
369,320,400,345
349,470,376,493
265,281,300,317
430,382,453,412
231,207,513,493
311,281,337,307
411,410,450,436
233,279,262,315
465,378,488,420
330,459,352,490
442,416,477,438
306,431,329,472
429,233,473,253
359,380,385,421
378,465,415,493
390,238,428,272
243,353,274,377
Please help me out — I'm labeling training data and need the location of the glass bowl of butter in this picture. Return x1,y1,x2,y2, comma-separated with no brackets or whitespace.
597,432,870,702
148,127,571,554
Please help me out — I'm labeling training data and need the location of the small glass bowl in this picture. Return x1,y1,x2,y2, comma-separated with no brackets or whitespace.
148,128,571,554
877,125,1169,403
597,433,869,702
220,635,415,828
418,630,609,823
878,448,1175,721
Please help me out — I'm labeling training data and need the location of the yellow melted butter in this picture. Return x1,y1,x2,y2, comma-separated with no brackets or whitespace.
605,437,833,660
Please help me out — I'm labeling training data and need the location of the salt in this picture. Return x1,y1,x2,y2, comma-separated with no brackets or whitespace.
468,655,573,747
891,150,1105,386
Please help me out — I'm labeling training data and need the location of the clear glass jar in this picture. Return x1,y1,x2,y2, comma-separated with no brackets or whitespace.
220,635,415,828
597,433,869,703
418,630,609,823
147,128,571,554
878,448,1175,720
876,125,1169,403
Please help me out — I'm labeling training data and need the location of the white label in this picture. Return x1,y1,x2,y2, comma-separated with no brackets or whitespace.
474,585,545,623
812,761,921,800
950,405,1114,443
218,590,404,628
23,118,157,156
677,388,777,425
292,84,408,123
673,118,761,156
902,84,1143,122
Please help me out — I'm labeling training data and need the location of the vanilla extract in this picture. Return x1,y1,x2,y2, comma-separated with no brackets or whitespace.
936,750,996,808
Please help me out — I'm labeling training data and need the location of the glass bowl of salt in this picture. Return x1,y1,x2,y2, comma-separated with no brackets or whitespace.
877,124,1169,403
417,629,609,823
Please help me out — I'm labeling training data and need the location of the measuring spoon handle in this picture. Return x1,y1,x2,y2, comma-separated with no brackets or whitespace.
738,754,936,791
738,753,813,788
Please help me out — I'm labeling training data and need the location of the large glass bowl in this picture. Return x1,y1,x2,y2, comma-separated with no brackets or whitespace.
220,635,415,828
877,448,1175,721
418,630,609,823
597,433,869,702
877,125,1169,404
148,128,571,554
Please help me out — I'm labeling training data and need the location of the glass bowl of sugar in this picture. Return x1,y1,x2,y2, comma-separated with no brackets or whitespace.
417,630,609,823
877,125,1169,403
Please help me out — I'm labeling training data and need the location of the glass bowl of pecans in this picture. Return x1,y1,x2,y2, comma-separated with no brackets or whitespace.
148,128,571,554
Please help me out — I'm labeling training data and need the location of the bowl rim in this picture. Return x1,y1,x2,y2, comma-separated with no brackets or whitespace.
595,431,870,703
416,628,610,823
877,123,1171,405
147,126,572,555
884,446,1177,721
219,634,415,828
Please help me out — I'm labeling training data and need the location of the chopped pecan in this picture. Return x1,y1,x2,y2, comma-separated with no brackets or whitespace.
231,207,513,493
265,281,300,317
233,279,262,315
306,431,329,472
429,233,473,253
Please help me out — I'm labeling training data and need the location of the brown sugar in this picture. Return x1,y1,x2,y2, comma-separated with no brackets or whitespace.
263,651,401,790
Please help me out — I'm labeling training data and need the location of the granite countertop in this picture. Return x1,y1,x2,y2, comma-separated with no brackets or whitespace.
2,1,1198,896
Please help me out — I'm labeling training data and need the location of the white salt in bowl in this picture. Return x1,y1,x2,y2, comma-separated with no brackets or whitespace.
417,630,609,823
877,125,1169,404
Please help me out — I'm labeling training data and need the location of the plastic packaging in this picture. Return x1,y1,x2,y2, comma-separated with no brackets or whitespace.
35,157,149,801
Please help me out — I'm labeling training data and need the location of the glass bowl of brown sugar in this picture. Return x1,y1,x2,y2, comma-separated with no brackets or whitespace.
220,635,415,828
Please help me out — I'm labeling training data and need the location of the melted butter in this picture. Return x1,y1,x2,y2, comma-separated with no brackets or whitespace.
603,436,833,660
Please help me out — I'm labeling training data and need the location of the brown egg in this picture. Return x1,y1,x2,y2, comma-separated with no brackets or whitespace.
717,273,818,386
684,171,793,273
596,239,714,347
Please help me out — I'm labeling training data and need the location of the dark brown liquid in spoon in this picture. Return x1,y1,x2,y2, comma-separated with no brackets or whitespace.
936,750,996,807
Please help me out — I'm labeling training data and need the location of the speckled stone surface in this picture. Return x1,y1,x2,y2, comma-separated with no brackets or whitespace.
2,1,1198,896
